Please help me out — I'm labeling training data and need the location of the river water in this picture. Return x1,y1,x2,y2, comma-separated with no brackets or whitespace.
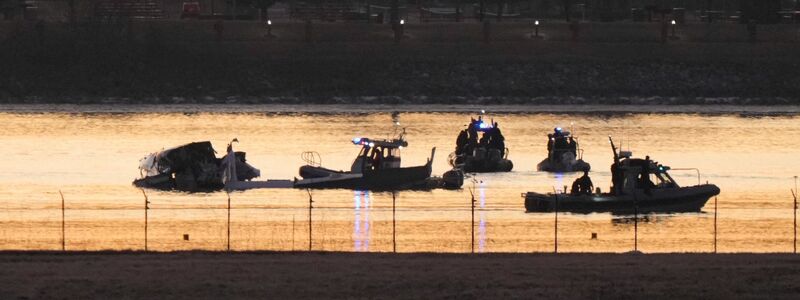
1,105,798,253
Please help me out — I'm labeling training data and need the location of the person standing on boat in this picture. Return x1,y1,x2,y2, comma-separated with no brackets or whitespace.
489,123,505,157
568,137,577,156
455,128,468,155
611,162,624,195
466,122,478,155
571,168,594,195
547,134,554,158
639,156,654,195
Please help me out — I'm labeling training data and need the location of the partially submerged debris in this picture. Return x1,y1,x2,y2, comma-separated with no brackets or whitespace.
133,140,261,192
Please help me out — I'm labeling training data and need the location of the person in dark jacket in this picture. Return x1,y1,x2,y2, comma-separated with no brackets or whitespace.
571,169,594,195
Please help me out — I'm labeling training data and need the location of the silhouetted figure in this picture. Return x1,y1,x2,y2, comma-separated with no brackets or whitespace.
568,137,577,156
455,129,468,155
466,122,478,155
547,134,554,156
554,135,568,159
638,156,654,195
571,169,593,195
479,129,491,147
490,123,506,157
611,162,623,195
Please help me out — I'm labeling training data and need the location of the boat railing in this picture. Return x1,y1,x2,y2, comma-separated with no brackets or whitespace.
670,168,701,185
301,151,322,167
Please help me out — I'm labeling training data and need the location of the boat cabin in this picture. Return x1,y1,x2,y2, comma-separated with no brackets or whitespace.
547,127,581,161
613,151,680,194
350,137,407,173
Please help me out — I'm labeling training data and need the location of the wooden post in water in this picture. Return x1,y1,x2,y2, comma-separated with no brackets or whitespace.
59,190,65,251
392,192,397,253
307,189,313,251
141,189,149,252
226,191,231,252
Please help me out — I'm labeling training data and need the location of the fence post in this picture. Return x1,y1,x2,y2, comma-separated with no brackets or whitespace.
793,176,797,254
392,192,397,253
633,193,639,252
307,189,313,251
141,189,149,252
59,190,65,251
552,187,558,254
226,191,231,252
469,182,476,253
292,215,296,252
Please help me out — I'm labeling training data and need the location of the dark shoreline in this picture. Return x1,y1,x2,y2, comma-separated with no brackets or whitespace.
1,251,799,299
3,22,800,105
2,103,800,116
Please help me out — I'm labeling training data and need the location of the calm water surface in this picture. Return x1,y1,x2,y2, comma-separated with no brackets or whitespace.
1,105,798,253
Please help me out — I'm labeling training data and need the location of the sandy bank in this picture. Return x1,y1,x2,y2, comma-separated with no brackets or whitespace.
1,251,799,299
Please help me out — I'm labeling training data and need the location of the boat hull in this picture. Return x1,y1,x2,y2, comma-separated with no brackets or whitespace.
294,165,433,190
524,184,721,214
536,158,591,173
450,155,513,173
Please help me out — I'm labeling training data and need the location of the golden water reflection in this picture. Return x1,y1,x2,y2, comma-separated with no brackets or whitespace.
0,109,798,253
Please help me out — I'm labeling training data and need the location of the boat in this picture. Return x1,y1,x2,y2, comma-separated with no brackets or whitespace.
133,139,264,192
448,114,513,173
293,132,464,190
536,127,590,172
523,137,720,214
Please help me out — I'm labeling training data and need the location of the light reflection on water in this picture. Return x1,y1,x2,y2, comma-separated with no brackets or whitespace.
0,107,799,253
353,190,371,252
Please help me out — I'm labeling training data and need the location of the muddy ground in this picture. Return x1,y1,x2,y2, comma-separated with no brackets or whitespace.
1,251,799,299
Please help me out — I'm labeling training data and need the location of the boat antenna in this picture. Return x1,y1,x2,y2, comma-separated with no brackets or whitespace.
570,121,575,137
609,136,619,164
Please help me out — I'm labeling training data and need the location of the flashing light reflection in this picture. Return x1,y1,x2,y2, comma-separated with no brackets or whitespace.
353,191,371,252
353,137,362,144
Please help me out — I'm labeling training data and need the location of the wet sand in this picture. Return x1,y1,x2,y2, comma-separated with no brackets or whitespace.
1,251,799,299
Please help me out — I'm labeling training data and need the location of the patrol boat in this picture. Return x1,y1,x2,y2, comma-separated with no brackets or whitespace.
536,127,591,173
523,137,720,214
294,132,463,190
448,115,513,173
